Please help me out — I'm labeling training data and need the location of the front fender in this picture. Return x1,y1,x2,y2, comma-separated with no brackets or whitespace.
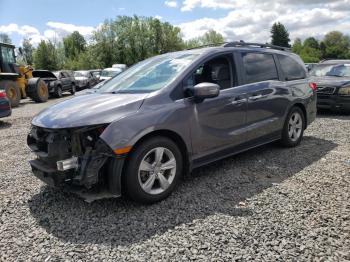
99,99,193,156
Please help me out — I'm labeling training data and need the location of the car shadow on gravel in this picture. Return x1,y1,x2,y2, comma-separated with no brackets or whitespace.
28,136,337,247
0,120,12,129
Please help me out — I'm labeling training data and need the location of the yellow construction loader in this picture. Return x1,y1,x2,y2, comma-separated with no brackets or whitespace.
0,42,48,107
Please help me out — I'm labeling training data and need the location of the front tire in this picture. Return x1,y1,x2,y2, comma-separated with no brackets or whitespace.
70,84,76,95
280,107,305,147
122,137,183,204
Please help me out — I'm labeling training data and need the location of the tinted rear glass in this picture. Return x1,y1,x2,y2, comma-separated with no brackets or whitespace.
242,53,278,84
278,55,306,81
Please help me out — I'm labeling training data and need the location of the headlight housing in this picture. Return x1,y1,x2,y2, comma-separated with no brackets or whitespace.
338,86,350,96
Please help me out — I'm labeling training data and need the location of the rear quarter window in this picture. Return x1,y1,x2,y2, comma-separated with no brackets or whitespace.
278,55,306,81
241,52,278,84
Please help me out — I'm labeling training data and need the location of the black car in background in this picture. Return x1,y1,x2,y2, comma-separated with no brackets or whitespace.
0,90,11,118
310,63,350,112
32,70,76,98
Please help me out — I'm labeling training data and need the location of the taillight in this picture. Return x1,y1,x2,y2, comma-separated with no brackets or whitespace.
0,90,7,98
309,82,317,91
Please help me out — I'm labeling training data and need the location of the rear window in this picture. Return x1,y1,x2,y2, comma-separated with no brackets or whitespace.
278,55,306,81
242,53,278,84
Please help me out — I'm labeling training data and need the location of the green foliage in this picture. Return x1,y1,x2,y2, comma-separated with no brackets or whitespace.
292,38,302,54
322,31,350,59
0,33,12,44
292,38,321,63
270,22,290,47
33,40,59,70
185,29,225,48
90,16,184,67
21,38,34,65
303,37,319,49
292,31,350,62
18,16,350,71
63,31,86,59
300,47,321,63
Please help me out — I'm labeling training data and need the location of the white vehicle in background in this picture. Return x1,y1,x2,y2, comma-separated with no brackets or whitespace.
99,68,123,81
74,70,98,89
112,64,127,71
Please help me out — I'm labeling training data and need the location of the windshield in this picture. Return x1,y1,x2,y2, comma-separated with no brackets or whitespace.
53,72,59,78
100,69,122,77
310,64,350,77
74,71,89,77
97,53,199,94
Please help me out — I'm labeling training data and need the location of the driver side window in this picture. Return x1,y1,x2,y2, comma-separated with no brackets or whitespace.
184,55,235,97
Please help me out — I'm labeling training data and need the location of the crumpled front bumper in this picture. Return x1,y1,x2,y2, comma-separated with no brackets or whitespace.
27,125,124,201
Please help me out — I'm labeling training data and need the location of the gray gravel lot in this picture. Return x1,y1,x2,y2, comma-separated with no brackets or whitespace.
0,97,349,261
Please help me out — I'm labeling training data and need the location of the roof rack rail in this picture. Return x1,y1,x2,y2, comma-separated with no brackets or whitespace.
222,41,291,51
186,42,226,50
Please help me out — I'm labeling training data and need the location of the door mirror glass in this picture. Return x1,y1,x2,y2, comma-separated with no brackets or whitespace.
192,82,220,101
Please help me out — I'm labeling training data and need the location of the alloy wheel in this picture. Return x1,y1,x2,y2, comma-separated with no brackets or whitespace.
288,112,303,142
138,147,177,195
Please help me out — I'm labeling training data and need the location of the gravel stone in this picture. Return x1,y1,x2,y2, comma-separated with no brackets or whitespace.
0,97,349,261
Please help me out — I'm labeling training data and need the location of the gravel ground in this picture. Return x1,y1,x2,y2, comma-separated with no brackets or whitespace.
0,97,349,261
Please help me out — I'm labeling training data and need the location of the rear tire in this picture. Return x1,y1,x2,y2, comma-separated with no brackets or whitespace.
28,79,49,103
0,80,21,107
280,107,305,147
54,85,63,98
116,137,183,204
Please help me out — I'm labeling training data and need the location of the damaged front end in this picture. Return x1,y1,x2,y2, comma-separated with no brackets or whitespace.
27,125,122,200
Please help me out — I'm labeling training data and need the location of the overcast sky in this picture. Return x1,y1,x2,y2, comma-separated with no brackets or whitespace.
0,0,349,46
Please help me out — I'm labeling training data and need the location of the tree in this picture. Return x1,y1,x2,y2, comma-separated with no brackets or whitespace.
33,40,59,70
21,38,34,65
91,15,184,67
63,31,86,60
303,37,319,49
300,47,321,63
0,33,12,44
322,31,350,59
292,38,303,54
270,22,290,47
185,30,225,48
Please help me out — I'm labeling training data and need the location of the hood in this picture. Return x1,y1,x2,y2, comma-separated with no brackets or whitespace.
75,76,88,81
32,93,148,128
311,76,350,87
32,70,57,79
99,76,111,80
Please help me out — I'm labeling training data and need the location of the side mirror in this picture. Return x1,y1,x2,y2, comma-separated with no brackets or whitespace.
192,82,220,102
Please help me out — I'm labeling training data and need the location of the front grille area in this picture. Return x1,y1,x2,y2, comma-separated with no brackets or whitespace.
317,86,336,95
27,126,72,167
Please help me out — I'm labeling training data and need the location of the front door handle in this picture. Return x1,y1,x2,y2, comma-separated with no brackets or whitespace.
249,94,264,101
230,98,247,105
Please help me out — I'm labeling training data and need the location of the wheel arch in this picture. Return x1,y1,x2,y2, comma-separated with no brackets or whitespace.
128,129,191,175
108,128,191,197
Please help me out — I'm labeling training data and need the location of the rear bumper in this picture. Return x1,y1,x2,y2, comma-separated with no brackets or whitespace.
317,95,350,111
